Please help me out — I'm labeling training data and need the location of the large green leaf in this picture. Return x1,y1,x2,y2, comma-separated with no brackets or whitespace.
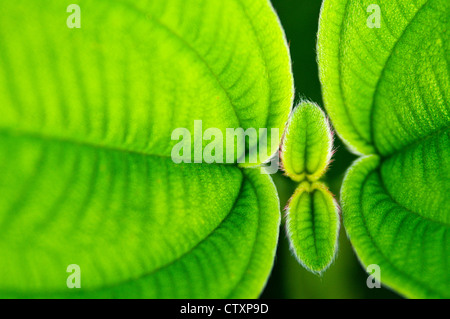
318,0,449,298
0,0,293,298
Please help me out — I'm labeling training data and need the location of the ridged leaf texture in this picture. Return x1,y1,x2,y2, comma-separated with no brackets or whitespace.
0,0,294,298
281,102,339,274
282,102,333,182
285,182,339,274
318,0,449,298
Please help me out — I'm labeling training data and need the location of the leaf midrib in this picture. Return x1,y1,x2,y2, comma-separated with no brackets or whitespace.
381,125,449,161
0,127,249,169
0,127,174,161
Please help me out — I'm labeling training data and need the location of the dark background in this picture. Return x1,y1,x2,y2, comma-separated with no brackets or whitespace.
261,0,401,299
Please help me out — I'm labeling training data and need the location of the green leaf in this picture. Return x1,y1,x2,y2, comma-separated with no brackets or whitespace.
0,0,293,298
285,182,340,274
280,101,338,274
318,0,449,297
281,101,333,182
0,139,280,298
342,154,449,298
0,0,293,164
